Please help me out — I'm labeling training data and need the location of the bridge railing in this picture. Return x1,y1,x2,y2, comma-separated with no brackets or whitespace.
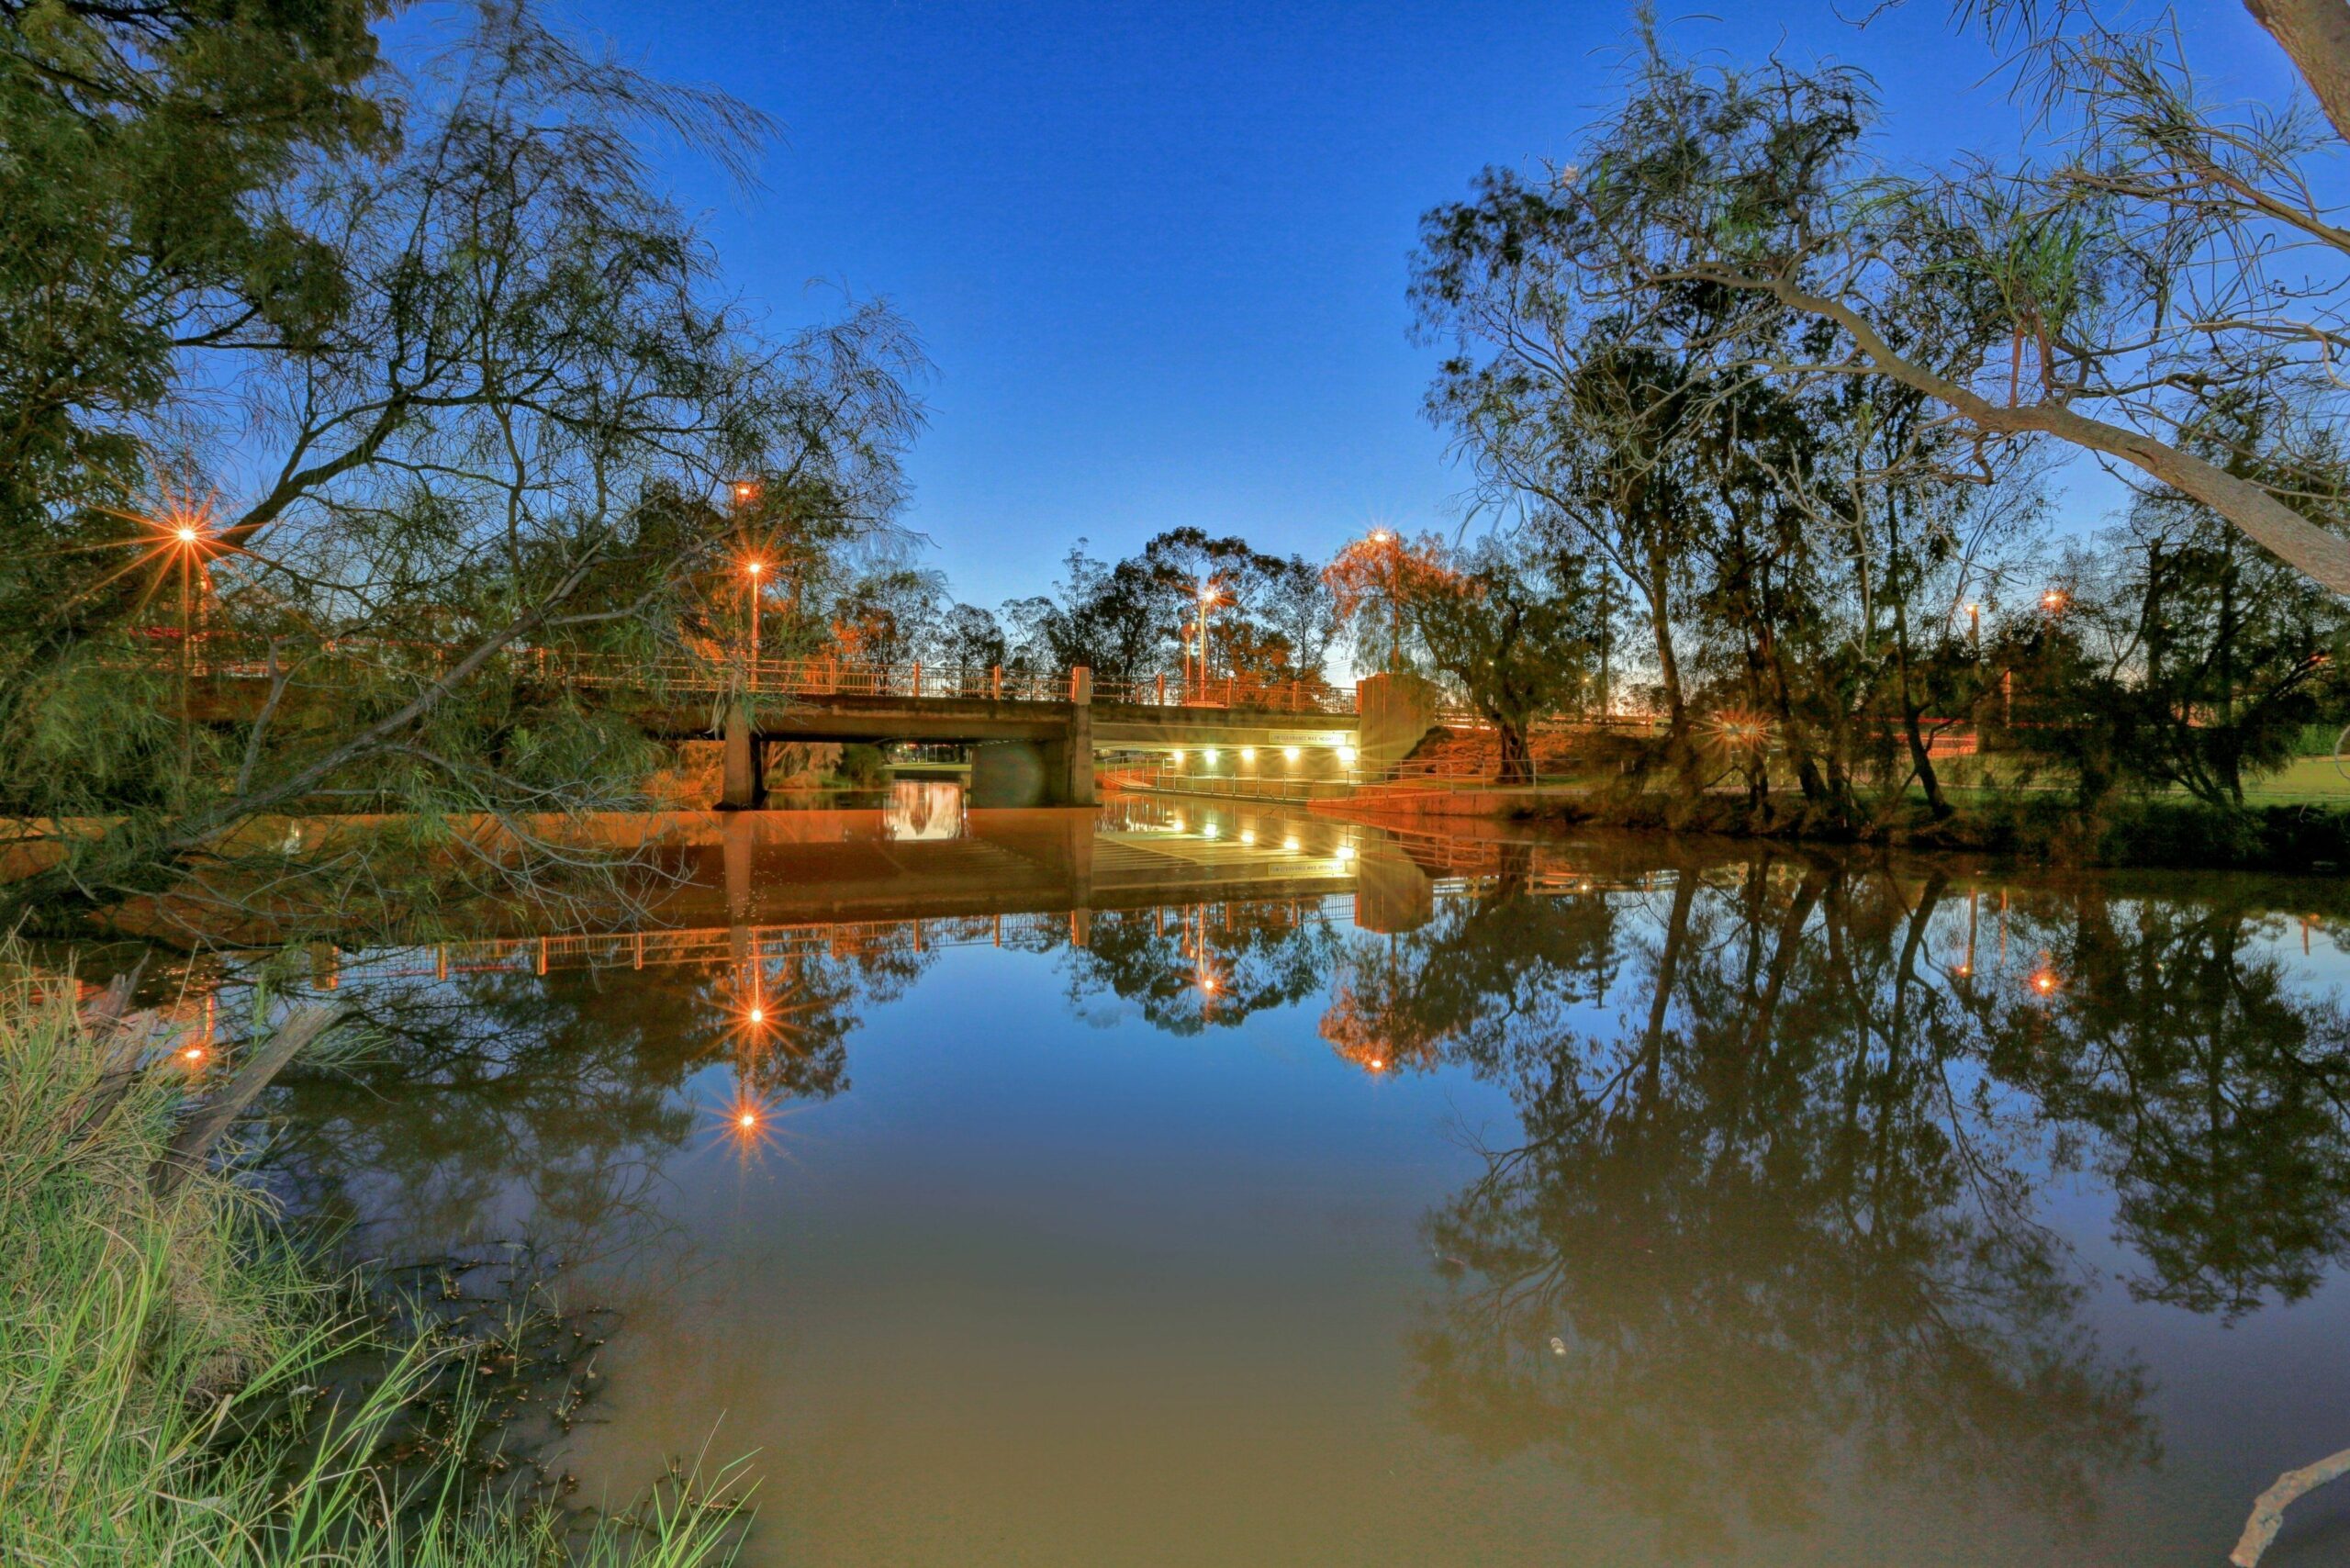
129,630,1362,715
528,650,1360,714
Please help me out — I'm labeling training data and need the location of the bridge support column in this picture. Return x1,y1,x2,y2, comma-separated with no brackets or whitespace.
1056,686,1095,807
1357,672,1440,767
720,702,767,811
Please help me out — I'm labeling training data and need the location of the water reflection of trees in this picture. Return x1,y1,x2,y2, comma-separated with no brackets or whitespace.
254,938,933,1264
1976,890,2350,1318
1317,855,2350,1552
1049,899,1345,1034
208,860,2350,1551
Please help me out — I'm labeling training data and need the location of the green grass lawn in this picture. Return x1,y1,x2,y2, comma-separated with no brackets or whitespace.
2232,756,2350,803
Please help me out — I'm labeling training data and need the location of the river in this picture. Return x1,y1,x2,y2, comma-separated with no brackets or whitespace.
118,787,2350,1564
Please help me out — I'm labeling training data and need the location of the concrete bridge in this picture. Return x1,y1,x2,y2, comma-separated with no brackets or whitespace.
170,640,1444,811
550,655,1442,809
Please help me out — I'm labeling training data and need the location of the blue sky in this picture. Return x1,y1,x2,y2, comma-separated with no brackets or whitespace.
519,0,2305,611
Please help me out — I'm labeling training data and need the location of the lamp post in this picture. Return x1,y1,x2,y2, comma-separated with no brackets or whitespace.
1193,583,1218,697
1369,529,1402,671
744,558,765,692
731,476,767,693
165,513,215,785
1964,601,1981,655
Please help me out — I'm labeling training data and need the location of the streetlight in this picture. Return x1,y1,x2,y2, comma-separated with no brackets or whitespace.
2041,588,2068,613
1964,601,1981,655
742,557,766,689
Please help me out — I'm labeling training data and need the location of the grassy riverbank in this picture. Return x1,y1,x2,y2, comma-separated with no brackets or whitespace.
1544,793,2350,874
0,974,746,1565
1334,779,2350,875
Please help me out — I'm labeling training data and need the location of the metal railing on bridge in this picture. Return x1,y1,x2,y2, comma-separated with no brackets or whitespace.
147,631,1359,716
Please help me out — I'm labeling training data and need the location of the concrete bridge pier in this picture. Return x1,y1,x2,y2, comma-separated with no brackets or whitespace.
721,702,767,811
968,670,1095,808
968,733,1093,806
1058,691,1095,807
1356,672,1440,766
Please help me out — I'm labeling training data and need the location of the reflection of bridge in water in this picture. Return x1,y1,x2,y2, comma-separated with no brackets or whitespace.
296,801,1673,992
316,897,1362,986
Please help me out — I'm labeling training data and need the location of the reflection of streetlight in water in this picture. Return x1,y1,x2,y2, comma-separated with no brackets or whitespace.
714,1082,789,1163
711,954,834,1163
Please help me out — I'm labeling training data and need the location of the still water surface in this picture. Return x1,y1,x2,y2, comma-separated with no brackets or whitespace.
169,794,2350,1563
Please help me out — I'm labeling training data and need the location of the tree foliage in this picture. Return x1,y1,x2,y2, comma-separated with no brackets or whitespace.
0,5,924,936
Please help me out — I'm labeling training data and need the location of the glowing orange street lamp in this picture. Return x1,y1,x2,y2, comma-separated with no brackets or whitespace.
2041,588,2068,613
1192,583,1219,695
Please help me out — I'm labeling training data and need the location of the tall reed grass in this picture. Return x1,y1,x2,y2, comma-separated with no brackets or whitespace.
0,970,747,1565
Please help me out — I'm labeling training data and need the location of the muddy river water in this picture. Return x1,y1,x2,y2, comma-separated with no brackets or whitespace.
129,788,2350,1564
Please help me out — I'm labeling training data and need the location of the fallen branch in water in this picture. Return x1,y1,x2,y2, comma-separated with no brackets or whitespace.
2232,1444,2350,1564
150,1002,342,1197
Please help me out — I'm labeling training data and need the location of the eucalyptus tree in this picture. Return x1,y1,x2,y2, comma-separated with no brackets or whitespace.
932,602,1008,689
1002,530,1336,687
1411,182,1714,763
1,7,925,936
1748,371,2053,819
1137,526,1335,682
2019,402,2350,811
1566,9,2350,597
1003,543,1162,683
824,565,946,668
1255,553,1343,681
1400,532,1610,784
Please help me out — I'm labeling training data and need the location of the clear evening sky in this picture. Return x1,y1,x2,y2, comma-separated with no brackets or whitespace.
518,0,2300,611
